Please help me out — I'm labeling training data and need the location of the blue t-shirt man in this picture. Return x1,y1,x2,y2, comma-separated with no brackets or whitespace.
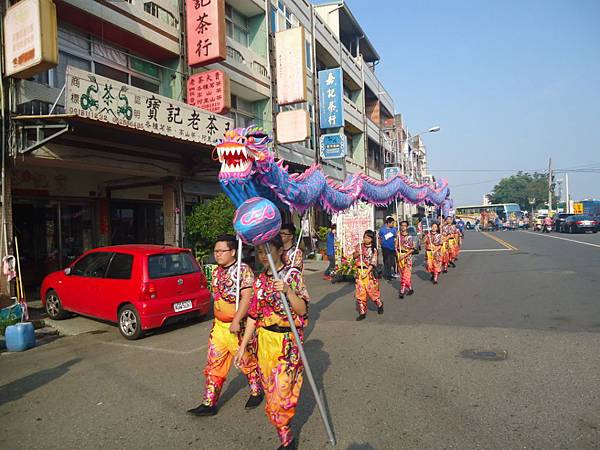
378,222,397,250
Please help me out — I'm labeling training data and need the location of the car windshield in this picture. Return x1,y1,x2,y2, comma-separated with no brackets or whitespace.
148,252,199,279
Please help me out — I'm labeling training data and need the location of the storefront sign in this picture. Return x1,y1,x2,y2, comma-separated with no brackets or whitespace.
65,66,231,146
318,68,344,129
319,133,347,160
383,166,401,180
276,110,310,144
187,69,230,114
3,0,58,79
186,0,226,67
275,27,307,105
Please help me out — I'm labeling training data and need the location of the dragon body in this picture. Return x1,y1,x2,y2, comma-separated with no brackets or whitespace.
215,126,452,215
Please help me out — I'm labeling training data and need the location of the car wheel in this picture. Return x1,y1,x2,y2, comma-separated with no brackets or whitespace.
45,289,67,320
569,225,574,234
118,305,144,340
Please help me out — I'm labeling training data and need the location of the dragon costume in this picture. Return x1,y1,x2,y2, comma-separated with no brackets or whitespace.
215,126,452,215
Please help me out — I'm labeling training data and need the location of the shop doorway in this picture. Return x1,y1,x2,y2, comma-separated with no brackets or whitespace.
110,202,163,245
13,199,96,296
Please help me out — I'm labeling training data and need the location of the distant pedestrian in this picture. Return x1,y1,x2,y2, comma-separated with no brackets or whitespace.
354,230,383,321
323,224,336,280
378,217,398,280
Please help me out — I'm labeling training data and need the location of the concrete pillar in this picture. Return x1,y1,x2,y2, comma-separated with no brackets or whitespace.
163,182,177,246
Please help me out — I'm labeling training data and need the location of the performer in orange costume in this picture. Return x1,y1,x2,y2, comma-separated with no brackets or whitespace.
396,220,415,299
444,216,457,268
235,235,309,450
353,230,383,320
188,235,263,417
425,222,443,284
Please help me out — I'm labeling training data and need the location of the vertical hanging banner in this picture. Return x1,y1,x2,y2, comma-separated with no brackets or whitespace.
318,68,344,129
187,69,231,114
186,0,226,67
275,26,307,105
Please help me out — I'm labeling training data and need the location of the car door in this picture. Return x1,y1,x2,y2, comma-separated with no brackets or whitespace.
97,252,136,321
66,252,114,316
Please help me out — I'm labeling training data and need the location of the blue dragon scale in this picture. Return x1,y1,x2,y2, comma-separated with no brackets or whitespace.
215,126,453,215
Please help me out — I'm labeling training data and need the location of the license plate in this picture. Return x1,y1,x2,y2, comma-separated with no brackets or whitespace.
583,221,591,226
173,300,192,312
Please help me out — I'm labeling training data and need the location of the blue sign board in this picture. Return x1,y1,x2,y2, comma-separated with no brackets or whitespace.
319,133,347,160
383,166,401,180
318,68,344,129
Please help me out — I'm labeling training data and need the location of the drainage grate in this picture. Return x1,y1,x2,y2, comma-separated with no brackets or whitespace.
460,349,508,361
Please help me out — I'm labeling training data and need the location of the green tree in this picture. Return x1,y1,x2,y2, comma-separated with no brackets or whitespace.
489,172,557,210
186,194,235,259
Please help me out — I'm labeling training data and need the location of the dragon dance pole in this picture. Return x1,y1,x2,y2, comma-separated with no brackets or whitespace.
264,243,336,446
235,236,243,311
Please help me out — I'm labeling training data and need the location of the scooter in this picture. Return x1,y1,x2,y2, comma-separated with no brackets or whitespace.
535,223,543,232
543,223,552,233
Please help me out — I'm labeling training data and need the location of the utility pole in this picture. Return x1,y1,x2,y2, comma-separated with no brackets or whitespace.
548,157,553,213
565,172,570,213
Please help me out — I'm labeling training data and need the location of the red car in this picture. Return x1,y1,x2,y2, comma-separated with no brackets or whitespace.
41,245,211,340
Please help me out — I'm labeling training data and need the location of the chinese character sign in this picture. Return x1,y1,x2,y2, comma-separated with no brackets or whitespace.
186,0,226,67
187,69,231,114
318,68,343,129
319,133,347,160
65,66,231,146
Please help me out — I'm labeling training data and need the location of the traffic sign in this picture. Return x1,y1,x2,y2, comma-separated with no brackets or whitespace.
383,166,401,180
319,133,347,159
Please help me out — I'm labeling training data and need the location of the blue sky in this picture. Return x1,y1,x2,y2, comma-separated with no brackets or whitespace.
342,0,600,205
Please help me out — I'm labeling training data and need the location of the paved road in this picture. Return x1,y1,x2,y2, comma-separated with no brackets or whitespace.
1,231,599,449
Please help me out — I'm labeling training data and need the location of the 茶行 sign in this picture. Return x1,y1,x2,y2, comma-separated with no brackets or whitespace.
318,68,344,129
186,0,226,67
65,66,231,146
319,133,347,160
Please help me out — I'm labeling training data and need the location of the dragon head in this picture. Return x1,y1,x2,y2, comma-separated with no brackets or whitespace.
215,126,273,182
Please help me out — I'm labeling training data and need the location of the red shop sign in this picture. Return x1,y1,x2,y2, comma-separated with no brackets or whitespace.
186,0,226,67
187,69,231,114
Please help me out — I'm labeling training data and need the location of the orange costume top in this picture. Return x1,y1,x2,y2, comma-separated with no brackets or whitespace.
211,262,254,323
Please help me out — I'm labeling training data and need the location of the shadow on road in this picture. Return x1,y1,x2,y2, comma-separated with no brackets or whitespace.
0,358,81,407
294,339,334,444
305,283,353,338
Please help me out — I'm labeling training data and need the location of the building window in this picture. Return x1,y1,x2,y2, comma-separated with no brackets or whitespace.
305,40,312,70
144,2,179,28
272,0,298,32
225,4,250,47
228,95,256,128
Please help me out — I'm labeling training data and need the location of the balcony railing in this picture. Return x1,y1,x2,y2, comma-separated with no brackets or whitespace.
226,39,270,84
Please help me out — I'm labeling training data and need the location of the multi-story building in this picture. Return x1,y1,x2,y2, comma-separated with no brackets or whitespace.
1,0,433,292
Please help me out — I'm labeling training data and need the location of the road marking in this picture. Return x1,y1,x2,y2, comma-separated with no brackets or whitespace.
461,248,512,253
481,232,518,251
523,231,600,249
102,341,206,355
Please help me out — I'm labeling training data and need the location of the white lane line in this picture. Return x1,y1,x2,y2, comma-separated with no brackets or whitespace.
461,248,512,253
523,231,600,249
102,341,207,355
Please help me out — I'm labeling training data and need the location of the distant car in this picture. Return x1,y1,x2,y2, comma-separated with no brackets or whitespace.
407,226,421,254
553,213,573,231
41,245,211,340
560,215,598,234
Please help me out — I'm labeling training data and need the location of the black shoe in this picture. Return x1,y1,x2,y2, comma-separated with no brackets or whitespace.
377,305,384,315
399,291,405,299
278,438,297,450
430,274,434,281
443,268,448,273
187,404,217,416
433,279,438,285
245,393,264,410
450,262,456,268
356,314,366,321
407,289,414,296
